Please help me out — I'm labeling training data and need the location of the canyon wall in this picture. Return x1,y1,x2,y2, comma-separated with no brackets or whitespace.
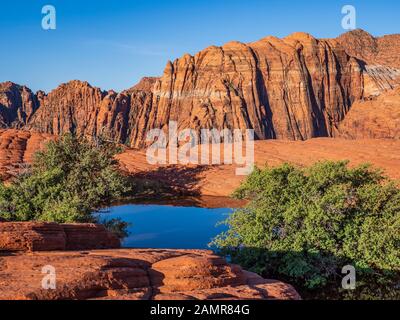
1,30,399,148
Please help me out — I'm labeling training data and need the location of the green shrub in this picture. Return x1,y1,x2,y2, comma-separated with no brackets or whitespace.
211,161,400,299
0,134,131,234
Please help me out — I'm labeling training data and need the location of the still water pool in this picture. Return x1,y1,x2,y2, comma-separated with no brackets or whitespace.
99,204,233,249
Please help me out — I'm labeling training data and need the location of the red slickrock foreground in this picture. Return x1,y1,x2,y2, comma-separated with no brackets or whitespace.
0,222,300,300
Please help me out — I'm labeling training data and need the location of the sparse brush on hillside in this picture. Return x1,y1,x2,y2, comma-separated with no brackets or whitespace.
0,134,131,238
211,161,400,299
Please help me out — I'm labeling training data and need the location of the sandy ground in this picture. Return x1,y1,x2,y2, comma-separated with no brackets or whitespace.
117,138,400,197
0,130,398,198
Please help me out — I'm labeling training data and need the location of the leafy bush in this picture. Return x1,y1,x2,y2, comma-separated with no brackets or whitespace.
211,161,400,299
0,134,131,235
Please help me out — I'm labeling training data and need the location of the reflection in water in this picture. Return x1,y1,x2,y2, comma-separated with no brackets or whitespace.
112,195,246,209
99,204,233,249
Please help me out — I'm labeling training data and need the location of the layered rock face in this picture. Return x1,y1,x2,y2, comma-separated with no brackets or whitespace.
26,79,157,146
0,222,120,252
0,129,53,180
146,33,365,143
0,82,39,128
336,29,400,68
1,30,399,147
337,88,400,139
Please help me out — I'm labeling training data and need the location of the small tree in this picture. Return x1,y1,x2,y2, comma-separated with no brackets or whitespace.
0,134,131,228
211,161,400,299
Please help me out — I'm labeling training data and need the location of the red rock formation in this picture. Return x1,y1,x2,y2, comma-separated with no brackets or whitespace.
140,33,364,145
0,222,120,252
26,79,157,146
0,222,66,252
0,82,39,127
0,222,300,300
0,129,53,180
1,30,399,148
336,29,400,68
27,80,105,137
127,76,159,92
337,88,400,139
134,30,398,147
0,248,300,300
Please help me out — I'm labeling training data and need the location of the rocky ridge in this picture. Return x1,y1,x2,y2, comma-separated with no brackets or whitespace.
0,82,39,127
337,87,400,139
1,30,399,148
336,29,400,68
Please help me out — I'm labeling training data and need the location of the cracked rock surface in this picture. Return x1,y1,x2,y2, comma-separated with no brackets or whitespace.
0,249,300,300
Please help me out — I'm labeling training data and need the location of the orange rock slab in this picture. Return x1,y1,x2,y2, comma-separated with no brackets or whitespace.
0,249,300,301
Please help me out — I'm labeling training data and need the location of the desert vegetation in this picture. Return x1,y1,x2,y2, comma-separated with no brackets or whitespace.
212,161,400,299
0,134,131,237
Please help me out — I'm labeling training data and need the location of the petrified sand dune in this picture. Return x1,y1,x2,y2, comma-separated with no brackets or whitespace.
0,222,300,300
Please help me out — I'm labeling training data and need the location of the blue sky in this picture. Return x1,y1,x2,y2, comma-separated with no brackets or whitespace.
1,0,399,92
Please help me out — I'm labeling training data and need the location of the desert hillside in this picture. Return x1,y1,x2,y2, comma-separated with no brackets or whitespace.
0,129,399,197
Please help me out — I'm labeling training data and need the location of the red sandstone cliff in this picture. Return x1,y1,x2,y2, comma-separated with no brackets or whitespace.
336,29,400,68
0,30,399,147
0,82,39,128
0,129,53,180
26,79,157,146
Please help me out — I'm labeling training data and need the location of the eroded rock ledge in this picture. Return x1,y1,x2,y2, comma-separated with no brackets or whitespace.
0,222,300,300
0,222,120,252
